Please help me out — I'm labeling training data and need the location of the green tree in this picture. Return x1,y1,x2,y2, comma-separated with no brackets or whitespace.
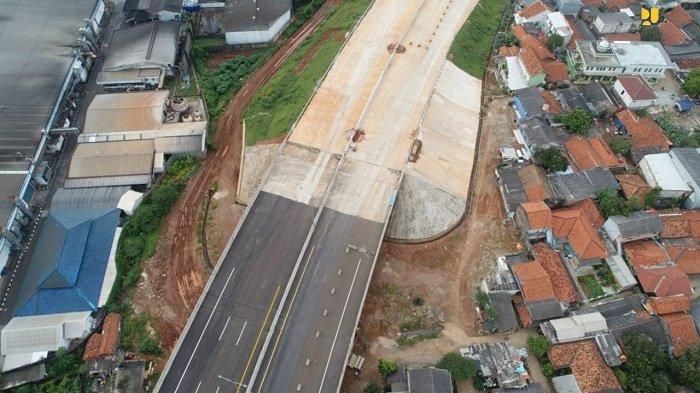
643,187,662,208
46,349,80,379
436,352,477,381
670,344,700,392
640,26,661,41
682,68,700,98
609,136,631,156
596,188,635,218
527,335,551,362
547,33,564,50
541,361,554,378
557,109,594,135
534,147,568,172
363,382,384,393
617,333,674,393
378,359,398,377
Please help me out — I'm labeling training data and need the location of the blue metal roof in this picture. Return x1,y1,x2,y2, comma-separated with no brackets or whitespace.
676,99,695,112
14,207,119,317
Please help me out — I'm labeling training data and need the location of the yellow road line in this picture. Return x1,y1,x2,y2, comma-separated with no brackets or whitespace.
237,285,281,393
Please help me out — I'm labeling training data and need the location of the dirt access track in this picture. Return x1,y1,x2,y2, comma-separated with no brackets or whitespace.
134,1,340,353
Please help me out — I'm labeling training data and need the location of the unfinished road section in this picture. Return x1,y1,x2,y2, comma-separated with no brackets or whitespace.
157,0,480,391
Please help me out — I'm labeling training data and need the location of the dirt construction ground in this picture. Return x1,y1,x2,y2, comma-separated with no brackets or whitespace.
131,0,341,358
340,92,555,392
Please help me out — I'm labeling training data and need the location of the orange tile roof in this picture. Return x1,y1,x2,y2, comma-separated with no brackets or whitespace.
548,339,622,393
666,244,700,275
520,46,545,76
514,296,535,327
660,21,690,46
603,33,641,41
541,91,562,114
552,208,608,260
660,211,700,240
604,0,635,10
83,313,121,361
624,240,671,269
649,295,691,315
543,61,570,83
520,34,556,61
616,75,656,101
662,312,700,357
519,0,551,19
512,261,557,302
533,243,580,303
636,266,693,297
616,174,651,200
518,165,555,202
569,198,605,228
565,136,620,171
512,24,529,42
676,58,700,70
666,5,694,28
520,201,552,229
499,46,520,57
616,110,671,151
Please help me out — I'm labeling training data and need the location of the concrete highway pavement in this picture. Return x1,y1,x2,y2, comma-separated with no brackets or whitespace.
156,191,316,393
253,208,385,393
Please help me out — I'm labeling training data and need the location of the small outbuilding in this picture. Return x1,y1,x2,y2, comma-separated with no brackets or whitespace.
223,0,293,46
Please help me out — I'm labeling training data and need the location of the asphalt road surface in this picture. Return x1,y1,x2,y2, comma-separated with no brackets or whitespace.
157,191,316,393
253,207,385,393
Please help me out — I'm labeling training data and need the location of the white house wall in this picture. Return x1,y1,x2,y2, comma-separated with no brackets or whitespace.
225,10,291,45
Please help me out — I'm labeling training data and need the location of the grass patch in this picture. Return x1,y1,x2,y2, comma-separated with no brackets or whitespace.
243,0,372,145
449,0,509,78
397,331,440,347
105,156,201,357
578,274,605,299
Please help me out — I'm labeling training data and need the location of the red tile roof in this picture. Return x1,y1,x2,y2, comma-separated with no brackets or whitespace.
603,33,641,41
616,174,651,200
662,312,700,357
565,136,621,171
616,75,656,101
533,243,580,303
666,5,694,28
518,165,555,202
624,240,671,269
569,198,606,228
499,46,520,57
83,314,121,361
520,201,552,229
543,61,570,83
514,295,535,327
512,24,529,42
548,339,622,393
520,46,545,76
616,109,671,151
659,21,691,46
649,295,691,315
541,91,562,113
512,261,557,302
636,266,693,297
552,208,608,260
660,211,700,240
676,58,700,71
604,0,635,10
519,0,552,19
666,244,700,275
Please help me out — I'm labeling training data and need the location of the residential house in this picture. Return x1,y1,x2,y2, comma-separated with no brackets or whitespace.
496,165,530,216
666,244,700,276
659,210,700,240
516,201,552,239
636,265,693,297
84,313,121,375
613,75,657,109
554,0,583,15
623,239,671,269
647,294,691,316
515,0,553,25
513,87,549,119
565,136,623,172
541,312,609,343
595,296,672,351
406,368,453,393
461,342,529,389
555,87,591,112
551,375,583,393
547,339,623,393
639,152,693,200
516,117,571,156
533,242,581,304
518,165,558,204
509,27,571,89
592,12,635,35
568,40,676,80
511,260,564,325
615,173,651,200
547,12,574,45
569,198,606,228
670,148,700,209
661,312,700,356
222,0,293,46
615,109,672,162
487,291,521,332
658,6,700,71
605,254,638,290
550,167,620,204
602,211,662,251
579,81,619,117
551,206,609,264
